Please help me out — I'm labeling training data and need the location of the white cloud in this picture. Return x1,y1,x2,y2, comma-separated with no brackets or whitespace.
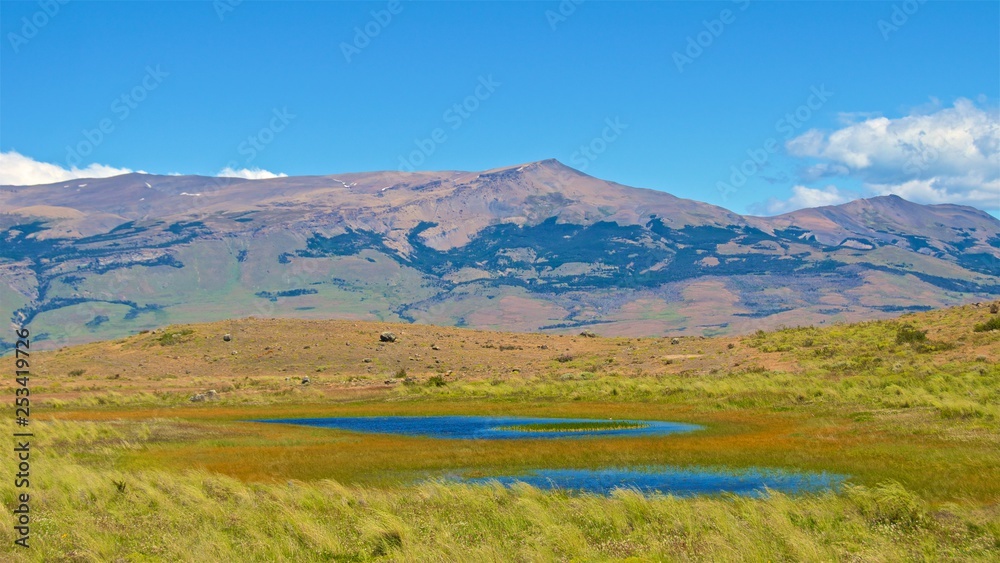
867,176,1000,208
786,98,1000,208
751,185,857,216
0,150,139,186
216,167,287,180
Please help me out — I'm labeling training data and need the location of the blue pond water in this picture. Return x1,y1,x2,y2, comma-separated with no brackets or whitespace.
255,416,844,496
452,467,845,497
255,415,700,440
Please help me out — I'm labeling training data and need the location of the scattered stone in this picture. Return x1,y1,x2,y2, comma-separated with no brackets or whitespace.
223,334,231,342
991,303,999,314
301,376,310,385
206,390,218,399
380,331,397,343
579,330,597,338
431,344,440,351
231,350,238,355
362,358,372,363
670,338,680,345
190,393,206,402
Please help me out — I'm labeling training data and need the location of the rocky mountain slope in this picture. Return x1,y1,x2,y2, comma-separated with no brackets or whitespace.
2,159,998,350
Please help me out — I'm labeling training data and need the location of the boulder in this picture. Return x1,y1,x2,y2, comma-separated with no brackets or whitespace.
380,331,397,343
223,334,231,342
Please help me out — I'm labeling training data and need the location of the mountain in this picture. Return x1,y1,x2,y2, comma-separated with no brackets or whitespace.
2,159,998,350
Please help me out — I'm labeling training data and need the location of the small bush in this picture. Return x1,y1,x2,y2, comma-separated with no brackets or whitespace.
157,328,194,346
394,368,407,378
555,354,574,363
427,375,446,387
847,481,927,530
973,316,1000,332
895,324,927,344
68,369,86,377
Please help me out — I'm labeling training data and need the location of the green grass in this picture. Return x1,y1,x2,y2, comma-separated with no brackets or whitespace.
2,419,998,562
974,316,1000,332
3,304,999,560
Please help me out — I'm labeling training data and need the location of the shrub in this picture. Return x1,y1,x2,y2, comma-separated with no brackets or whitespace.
427,375,446,387
846,481,927,530
555,354,574,363
157,328,194,346
973,316,1000,332
68,369,86,377
394,368,407,378
895,324,927,344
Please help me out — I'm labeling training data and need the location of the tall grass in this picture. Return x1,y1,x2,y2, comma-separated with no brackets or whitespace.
2,418,998,562
4,306,998,560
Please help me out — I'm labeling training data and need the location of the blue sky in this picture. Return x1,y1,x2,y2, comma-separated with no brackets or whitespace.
1,0,998,216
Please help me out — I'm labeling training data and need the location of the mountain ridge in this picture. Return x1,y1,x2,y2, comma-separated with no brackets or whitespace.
2,160,998,350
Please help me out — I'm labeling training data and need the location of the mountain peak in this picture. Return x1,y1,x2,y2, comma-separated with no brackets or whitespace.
478,158,578,176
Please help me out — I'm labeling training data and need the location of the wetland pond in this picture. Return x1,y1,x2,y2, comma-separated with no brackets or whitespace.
255,415,699,440
257,416,845,497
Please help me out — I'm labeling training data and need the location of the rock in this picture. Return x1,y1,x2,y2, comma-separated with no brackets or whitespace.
431,344,440,350
991,303,999,314
362,358,372,363
579,330,597,338
206,390,218,398
380,331,397,343
670,338,680,345
223,334,231,342
301,376,310,385
189,393,206,402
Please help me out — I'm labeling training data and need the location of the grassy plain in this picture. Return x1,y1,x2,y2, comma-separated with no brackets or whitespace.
1,303,999,560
